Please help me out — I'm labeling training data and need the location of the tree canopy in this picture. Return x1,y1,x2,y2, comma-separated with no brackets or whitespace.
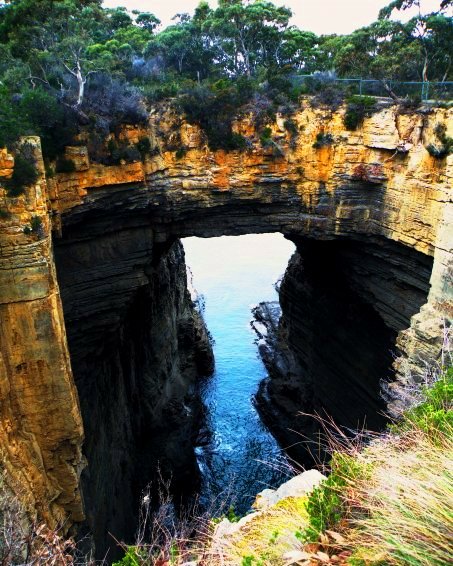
0,0,451,154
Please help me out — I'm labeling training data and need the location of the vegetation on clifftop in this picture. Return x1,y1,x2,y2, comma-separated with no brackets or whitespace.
0,0,452,157
107,347,452,565
1,340,451,564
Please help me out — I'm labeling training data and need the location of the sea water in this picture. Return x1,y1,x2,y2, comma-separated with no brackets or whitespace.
183,233,295,513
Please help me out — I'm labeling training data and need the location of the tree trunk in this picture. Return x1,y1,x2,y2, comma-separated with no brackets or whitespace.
422,46,429,82
75,61,85,107
380,79,400,102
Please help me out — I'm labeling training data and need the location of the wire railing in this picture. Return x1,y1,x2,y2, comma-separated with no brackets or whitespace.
290,74,453,101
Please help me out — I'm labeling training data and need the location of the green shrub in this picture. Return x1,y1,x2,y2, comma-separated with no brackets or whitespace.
175,147,187,160
241,555,264,566
229,132,249,151
0,87,30,149
393,366,453,439
227,505,240,523
135,136,152,158
283,119,298,137
30,215,42,232
45,164,55,178
426,144,450,158
113,546,147,566
23,215,43,236
344,95,376,131
108,140,141,164
55,157,76,173
259,126,273,147
19,89,78,161
141,79,181,103
288,84,304,103
5,153,38,197
303,453,369,543
178,81,255,151
426,123,453,158
312,132,334,148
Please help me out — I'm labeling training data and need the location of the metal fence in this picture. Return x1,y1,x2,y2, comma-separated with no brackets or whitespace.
290,74,453,102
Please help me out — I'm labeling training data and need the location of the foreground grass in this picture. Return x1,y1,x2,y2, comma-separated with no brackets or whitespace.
344,368,452,566
2,368,450,565
139,365,452,565
348,430,452,565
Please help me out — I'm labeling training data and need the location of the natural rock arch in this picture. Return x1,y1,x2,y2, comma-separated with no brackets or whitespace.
0,104,451,555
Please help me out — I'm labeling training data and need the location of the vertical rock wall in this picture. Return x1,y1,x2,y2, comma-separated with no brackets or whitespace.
0,141,85,528
256,236,434,463
0,103,450,550
53,218,213,557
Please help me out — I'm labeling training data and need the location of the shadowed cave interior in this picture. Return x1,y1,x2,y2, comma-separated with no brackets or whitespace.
52,221,433,559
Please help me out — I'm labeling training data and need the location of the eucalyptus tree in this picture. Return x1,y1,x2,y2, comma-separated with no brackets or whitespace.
379,0,453,81
201,0,292,77
144,6,216,79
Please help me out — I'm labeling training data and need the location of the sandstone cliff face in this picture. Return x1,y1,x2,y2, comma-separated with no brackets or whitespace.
51,102,450,388
0,101,451,547
0,141,84,528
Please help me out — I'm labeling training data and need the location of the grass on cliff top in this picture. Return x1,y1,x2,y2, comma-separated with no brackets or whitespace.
294,362,453,566
343,367,453,566
205,364,453,565
113,362,452,565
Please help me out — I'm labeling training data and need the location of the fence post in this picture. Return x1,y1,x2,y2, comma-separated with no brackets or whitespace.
359,79,362,95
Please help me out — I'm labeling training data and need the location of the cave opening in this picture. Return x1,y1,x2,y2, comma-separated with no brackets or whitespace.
182,233,296,514
52,214,434,558
181,232,434,507
255,235,434,465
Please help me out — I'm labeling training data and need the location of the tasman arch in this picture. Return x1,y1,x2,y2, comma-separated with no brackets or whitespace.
0,103,451,557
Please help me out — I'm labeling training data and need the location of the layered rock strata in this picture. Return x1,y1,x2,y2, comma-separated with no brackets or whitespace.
54,230,213,557
254,236,434,463
0,140,84,528
0,102,451,549
52,170,215,554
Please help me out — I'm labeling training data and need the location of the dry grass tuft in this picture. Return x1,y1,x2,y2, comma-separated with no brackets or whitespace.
206,496,309,565
345,427,452,565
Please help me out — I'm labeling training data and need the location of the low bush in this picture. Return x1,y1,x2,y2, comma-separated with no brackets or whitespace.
283,119,298,137
177,83,249,151
23,215,43,237
5,152,38,197
45,164,55,178
391,366,452,439
302,453,369,543
259,126,273,147
55,157,76,173
312,85,346,110
344,95,376,130
426,123,453,158
108,139,142,164
313,132,334,148
175,147,187,160
229,132,249,151
135,136,153,158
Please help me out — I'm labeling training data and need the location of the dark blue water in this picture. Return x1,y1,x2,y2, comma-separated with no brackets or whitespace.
183,234,295,513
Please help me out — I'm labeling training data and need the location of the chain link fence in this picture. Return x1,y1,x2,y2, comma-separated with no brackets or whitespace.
290,74,453,102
